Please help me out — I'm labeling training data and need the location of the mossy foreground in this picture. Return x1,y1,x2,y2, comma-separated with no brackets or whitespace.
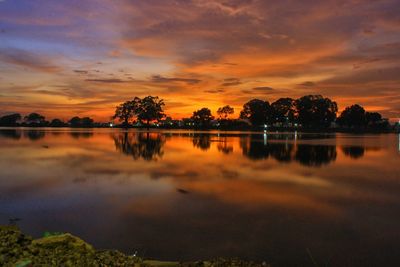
0,226,267,267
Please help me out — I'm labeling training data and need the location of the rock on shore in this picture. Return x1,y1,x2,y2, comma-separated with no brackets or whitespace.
0,226,268,267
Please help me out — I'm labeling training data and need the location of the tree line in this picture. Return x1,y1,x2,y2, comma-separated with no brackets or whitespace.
113,95,390,131
0,94,393,131
0,113,98,127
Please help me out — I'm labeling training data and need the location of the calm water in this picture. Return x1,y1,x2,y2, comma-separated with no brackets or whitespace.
1,128,400,266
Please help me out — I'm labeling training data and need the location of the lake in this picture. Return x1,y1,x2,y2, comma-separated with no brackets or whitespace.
0,128,399,266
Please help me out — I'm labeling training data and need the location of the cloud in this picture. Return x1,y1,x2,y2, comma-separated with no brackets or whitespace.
299,81,316,87
74,70,89,74
221,78,242,86
1,0,400,120
85,79,130,83
0,48,61,73
204,89,225,94
150,75,201,85
252,87,275,92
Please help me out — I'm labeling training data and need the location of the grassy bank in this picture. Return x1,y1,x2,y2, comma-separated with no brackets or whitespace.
0,226,267,267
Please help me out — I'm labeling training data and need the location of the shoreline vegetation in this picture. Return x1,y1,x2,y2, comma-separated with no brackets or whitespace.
0,226,267,267
0,95,399,133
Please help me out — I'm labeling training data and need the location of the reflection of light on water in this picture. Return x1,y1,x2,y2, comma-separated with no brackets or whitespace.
263,133,267,145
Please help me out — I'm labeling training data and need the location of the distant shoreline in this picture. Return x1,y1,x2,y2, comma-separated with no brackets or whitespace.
0,126,398,134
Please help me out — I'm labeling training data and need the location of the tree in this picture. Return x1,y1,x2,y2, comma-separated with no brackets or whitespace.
68,116,94,127
191,108,214,127
271,98,296,124
69,116,82,127
49,118,65,127
0,113,21,126
239,99,270,126
80,117,94,127
366,111,389,130
217,105,234,120
112,98,140,127
136,96,166,129
366,112,382,124
337,104,366,128
25,112,46,125
295,95,337,128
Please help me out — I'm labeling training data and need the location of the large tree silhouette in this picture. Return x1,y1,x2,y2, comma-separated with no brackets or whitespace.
113,98,141,127
191,108,214,127
240,99,271,126
337,104,366,128
24,113,46,126
271,98,296,124
296,95,337,128
0,113,21,126
217,105,234,120
136,96,166,129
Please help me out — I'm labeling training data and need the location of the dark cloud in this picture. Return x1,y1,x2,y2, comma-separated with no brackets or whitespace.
299,81,316,87
252,87,275,91
322,67,400,85
204,89,225,94
0,48,61,73
150,75,201,85
74,70,89,74
85,78,129,83
221,78,241,86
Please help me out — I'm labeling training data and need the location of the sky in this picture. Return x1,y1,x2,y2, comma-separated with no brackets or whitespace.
0,0,399,121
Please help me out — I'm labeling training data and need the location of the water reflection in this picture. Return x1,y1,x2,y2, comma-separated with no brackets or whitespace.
239,135,338,166
1,129,400,266
217,137,233,154
192,134,211,151
0,129,22,139
70,131,94,139
25,130,46,141
112,132,166,161
295,144,337,166
341,146,365,159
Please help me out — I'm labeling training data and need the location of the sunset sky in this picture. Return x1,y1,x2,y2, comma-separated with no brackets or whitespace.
0,0,399,121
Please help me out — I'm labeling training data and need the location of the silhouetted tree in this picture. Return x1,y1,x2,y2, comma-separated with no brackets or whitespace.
69,117,81,127
296,95,337,128
191,108,214,127
49,119,65,127
217,105,234,120
69,116,94,127
337,104,366,128
113,98,140,127
80,117,94,127
136,96,166,129
24,113,46,126
365,111,388,130
240,99,270,126
0,113,21,126
271,98,296,124
366,112,382,125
